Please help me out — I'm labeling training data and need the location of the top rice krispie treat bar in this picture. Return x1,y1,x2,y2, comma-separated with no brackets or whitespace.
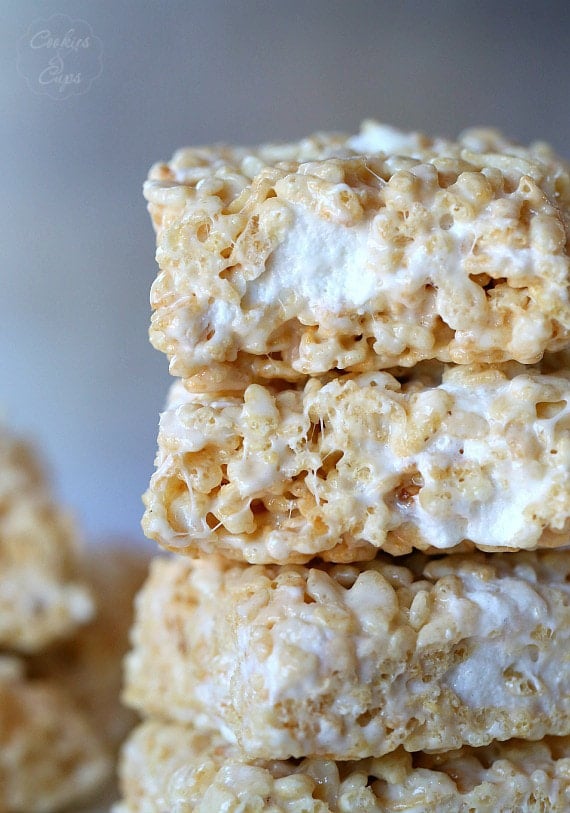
144,122,570,384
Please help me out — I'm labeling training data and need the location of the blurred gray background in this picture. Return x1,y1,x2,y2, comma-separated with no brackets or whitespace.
2,0,570,542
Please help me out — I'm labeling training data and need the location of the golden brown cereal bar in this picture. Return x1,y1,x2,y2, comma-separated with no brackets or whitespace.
144,122,570,380
115,720,570,812
124,552,570,761
144,362,570,563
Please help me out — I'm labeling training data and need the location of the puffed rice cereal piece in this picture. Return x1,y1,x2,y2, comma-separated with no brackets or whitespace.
0,657,111,813
124,552,570,761
114,720,570,813
143,361,570,562
144,122,570,380
0,427,93,652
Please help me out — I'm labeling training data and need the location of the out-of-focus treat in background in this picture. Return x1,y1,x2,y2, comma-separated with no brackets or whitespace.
0,655,111,813
0,425,149,812
30,542,150,759
0,427,93,653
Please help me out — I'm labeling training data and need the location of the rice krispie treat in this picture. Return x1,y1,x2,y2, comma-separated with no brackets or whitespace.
0,427,93,652
115,720,570,813
30,542,150,757
144,362,570,563
124,552,570,761
0,657,111,813
144,122,570,383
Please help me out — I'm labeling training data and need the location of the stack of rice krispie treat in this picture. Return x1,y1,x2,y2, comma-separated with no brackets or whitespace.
118,122,570,811
0,427,145,812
